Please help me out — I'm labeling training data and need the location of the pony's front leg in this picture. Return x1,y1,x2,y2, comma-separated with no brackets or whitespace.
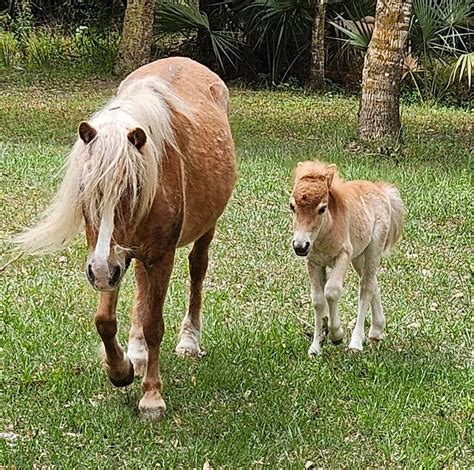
324,251,350,344
95,291,134,387
139,251,175,421
176,226,215,358
307,262,329,356
127,261,149,376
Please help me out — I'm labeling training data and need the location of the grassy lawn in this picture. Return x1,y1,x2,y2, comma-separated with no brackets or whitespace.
0,76,472,468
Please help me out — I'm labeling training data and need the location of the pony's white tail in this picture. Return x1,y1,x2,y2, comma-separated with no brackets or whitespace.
381,183,405,255
12,142,84,254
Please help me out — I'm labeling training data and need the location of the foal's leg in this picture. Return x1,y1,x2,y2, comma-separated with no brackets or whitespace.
324,252,350,344
349,245,380,352
352,255,385,343
127,261,148,376
95,291,134,387
307,262,329,356
176,225,216,358
139,251,175,420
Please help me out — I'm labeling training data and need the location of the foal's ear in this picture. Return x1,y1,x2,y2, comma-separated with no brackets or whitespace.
326,164,337,186
78,121,97,144
128,127,147,151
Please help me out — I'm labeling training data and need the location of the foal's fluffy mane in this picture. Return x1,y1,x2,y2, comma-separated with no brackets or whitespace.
294,160,344,187
14,77,190,254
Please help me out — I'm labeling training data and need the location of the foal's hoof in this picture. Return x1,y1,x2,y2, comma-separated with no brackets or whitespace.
308,344,322,357
109,359,134,388
329,329,344,345
139,393,166,421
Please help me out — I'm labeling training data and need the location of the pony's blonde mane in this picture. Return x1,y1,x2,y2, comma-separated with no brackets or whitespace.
14,77,190,254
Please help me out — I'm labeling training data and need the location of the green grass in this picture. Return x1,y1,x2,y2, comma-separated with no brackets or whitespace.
0,77,472,468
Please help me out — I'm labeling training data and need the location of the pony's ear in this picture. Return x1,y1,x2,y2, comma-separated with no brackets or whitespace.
128,127,147,151
326,164,337,186
78,121,97,144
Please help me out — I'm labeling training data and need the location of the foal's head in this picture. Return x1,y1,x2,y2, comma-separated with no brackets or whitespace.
78,121,157,291
289,161,337,257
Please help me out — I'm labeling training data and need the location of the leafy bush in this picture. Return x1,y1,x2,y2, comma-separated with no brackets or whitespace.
0,27,119,73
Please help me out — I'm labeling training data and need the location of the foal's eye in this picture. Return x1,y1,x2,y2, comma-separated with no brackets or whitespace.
290,202,295,212
318,206,326,214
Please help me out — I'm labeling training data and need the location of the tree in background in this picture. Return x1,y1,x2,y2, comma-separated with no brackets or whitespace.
309,0,326,91
358,0,412,140
115,0,155,76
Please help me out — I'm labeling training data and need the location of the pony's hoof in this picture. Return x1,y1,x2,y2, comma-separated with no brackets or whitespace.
329,329,344,345
109,359,134,387
308,344,322,357
368,331,385,343
176,338,202,358
139,394,166,421
348,341,364,353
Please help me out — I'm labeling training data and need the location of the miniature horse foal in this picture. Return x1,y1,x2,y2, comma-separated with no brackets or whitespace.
289,161,404,354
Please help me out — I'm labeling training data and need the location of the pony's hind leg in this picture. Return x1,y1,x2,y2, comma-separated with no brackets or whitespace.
127,261,149,376
307,262,329,356
367,283,385,342
176,225,216,358
95,291,134,387
349,246,380,352
352,254,386,346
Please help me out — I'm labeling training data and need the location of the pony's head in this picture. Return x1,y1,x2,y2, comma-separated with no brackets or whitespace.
13,77,187,291
78,120,158,291
289,161,338,257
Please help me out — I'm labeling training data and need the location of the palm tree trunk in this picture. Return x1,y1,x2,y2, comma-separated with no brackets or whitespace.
309,0,326,91
115,0,155,76
358,0,412,140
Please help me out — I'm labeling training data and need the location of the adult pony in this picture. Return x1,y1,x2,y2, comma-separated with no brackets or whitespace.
15,57,236,419
289,161,404,355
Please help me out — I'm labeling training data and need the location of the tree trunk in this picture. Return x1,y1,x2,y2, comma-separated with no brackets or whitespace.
358,0,412,140
309,0,326,91
115,0,155,77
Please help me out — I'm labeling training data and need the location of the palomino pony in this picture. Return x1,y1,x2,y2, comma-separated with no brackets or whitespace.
289,161,404,355
15,57,236,419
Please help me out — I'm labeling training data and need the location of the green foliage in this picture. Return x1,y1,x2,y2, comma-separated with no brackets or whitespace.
237,0,313,82
331,0,473,103
450,51,474,87
0,27,119,73
156,1,240,71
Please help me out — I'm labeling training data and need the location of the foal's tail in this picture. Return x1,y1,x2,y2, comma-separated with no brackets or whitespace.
381,183,405,256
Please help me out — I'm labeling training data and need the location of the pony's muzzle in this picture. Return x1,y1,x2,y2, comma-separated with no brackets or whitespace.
293,239,311,257
86,261,124,291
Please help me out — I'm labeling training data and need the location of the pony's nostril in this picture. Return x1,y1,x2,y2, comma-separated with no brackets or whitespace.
87,264,95,282
110,265,122,286
293,240,310,256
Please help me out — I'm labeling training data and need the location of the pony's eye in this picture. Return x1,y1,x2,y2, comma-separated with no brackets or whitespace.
290,203,295,212
318,206,326,214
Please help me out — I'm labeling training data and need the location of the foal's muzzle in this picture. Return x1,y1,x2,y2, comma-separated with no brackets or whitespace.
86,262,124,291
293,240,311,257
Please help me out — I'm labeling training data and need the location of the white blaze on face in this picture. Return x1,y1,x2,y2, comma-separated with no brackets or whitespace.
94,206,114,265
